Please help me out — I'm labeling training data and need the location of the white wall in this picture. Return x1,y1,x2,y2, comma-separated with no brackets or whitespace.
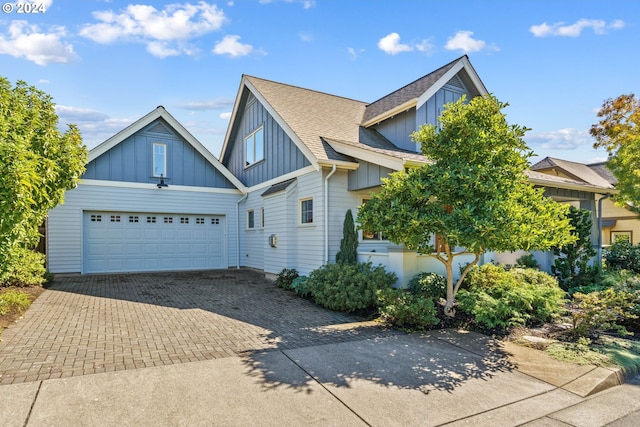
47,181,242,273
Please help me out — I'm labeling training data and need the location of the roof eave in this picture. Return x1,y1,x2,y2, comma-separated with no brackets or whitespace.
362,99,417,128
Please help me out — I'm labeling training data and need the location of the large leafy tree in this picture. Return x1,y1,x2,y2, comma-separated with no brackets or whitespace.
590,94,640,213
358,95,575,316
0,77,87,283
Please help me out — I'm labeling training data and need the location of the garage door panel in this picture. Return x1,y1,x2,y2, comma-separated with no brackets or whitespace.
83,211,225,273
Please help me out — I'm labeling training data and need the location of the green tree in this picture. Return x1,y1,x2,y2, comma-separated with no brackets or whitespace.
590,94,640,213
551,206,597,290
0,77,87,284
335,209,358,264
358,95,575,316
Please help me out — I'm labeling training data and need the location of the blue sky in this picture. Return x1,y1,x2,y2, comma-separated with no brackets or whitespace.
1,0,637,164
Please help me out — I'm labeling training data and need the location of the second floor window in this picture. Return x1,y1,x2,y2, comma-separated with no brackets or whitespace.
245,127,264,166
153,143,166,177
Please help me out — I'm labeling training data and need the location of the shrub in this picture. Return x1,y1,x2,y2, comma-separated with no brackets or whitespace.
0,289,32,316
407,272,446,300
377,289,439,330
516,253,539,269
291,276,310,298
605,240,640,273
457,264,565,330
306,262,396,313
571,289,637,338
274,268,298,291
335,209,358,264
0,248,46,287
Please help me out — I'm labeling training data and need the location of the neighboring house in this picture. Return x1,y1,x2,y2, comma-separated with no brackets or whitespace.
530,157,639,246
47,56,614,285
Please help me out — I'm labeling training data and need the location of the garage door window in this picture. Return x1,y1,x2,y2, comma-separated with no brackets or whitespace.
164,217,173,224
147,216,157,223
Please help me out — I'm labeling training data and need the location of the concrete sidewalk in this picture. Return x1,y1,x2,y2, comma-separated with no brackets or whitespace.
2,329,639,427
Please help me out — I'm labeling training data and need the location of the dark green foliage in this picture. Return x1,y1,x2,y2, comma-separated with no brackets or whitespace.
407,272,446,300
551,206,597,290
377,289,439,330
457,264,565,329
306,262,396,313
335,209,358,264
274,268,298,290
0,248,46,287
516,253,539,269
291,276,310,298
605,240,640,273
571,289,637,338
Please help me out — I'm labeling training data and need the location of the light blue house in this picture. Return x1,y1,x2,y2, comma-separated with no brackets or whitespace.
47,56,611,283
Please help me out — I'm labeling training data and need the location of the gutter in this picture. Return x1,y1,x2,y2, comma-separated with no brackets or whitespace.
236,193,248,268
597,193,613,268
324,164,337,264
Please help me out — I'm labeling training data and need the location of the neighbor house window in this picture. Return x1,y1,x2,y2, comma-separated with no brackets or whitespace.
300,198,313,224
153,143,166,177
361,199,387,240
247,210,255,229
245,127,264,166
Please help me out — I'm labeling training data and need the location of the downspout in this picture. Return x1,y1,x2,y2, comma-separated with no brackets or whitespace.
324,164,337,264
597,193,612,269
236,193,248,268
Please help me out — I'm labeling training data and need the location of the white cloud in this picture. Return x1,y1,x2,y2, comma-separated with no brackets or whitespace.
378,33,413,55
445,30,490,53
259,0,315,7
212,35,254,57
55,106,110,123
530,19,625,37
348,47,365,60
526,128,593,150
181,98,235,110
220,112,232,120
415,39,435,55
0,20,76,66
79,2,227,58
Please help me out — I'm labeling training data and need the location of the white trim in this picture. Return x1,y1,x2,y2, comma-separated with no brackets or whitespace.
89,106,246,192
300,197,314,224
79,179,243,195
244,125,264,167
317,159,360,170
362,99,417,128
325,139,405,171
324,165,337,263
527,177,617,194
246,209,256,229
152,142,167,177
245,165,316,193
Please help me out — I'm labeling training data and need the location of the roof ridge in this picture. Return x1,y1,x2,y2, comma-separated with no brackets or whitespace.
243,74,367,104
365,55,468,107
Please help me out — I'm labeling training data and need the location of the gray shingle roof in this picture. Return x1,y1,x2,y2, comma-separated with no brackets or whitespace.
530,157,614,189
244,75,367,162
363,56,467,123
587,162,617,185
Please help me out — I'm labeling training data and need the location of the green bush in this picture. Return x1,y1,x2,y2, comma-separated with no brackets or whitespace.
274,268,298,291
457,264,565,329
571,288,637,338
377,289,439,330
0,289,32,316
407,272,446,300
291,276,310,298
516,253,539,269
306,262,396,313
0,248,46,287
605,240,640,273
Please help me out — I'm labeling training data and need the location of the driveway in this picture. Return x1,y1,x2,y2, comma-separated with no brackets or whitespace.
0,269,392,384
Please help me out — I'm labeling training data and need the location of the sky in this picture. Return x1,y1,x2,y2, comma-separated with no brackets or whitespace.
1,0,638,165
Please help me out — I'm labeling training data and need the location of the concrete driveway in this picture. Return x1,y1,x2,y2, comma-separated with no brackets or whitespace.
1,269,640,426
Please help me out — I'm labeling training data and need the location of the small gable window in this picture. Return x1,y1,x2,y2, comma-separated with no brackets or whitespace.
245,127,264,167
153,143,166,177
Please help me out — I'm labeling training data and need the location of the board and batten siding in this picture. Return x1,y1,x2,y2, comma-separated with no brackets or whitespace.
47,183,242,273
83,119,235,189
348,160,395,191
224,92,311,187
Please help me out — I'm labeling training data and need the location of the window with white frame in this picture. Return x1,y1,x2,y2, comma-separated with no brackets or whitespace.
153,143,166,177
245,127,264,166
247,210,255,229
300,198,313,224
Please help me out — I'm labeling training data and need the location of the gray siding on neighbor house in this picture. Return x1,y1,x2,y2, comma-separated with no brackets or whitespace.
83,119,235,189
225,92,311,187
348,161,395,191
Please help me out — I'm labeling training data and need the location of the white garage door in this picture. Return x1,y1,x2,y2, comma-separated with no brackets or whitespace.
83,211,226,273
